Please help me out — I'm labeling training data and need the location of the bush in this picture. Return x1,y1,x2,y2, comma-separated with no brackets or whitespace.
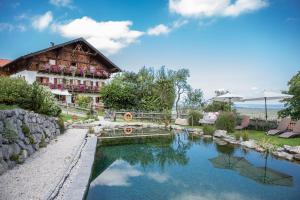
39,136,47,148
3,128,18,143
203,125,216,135
242,131,249,141
203,101,231,112
0,77,61,117
215,112,236,133
10,154,19,162
21,124,30,137
76,95,92,108
235,132,241,141
57,116,65,133
188,110,203,126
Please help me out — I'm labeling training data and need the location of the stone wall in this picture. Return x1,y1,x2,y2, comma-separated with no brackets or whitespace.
0,109,61,175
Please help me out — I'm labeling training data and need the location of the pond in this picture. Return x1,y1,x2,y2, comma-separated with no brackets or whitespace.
85,131,300,200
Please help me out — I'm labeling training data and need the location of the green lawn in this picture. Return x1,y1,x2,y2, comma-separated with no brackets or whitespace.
60,113,85,122
0,104,19,110
232,130,300,147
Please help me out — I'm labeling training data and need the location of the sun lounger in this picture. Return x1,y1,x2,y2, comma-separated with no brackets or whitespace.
235,116,250,130
279,120,300,138
267,118,291,135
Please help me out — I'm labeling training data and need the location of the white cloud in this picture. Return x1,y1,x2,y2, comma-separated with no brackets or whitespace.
53,16,144,54
147,24,171,36
0,23,26,32
172,19,189,28
32,11,53,31
147,172,169,183
90,160,143,187
49,0,72,7
169,0,268,18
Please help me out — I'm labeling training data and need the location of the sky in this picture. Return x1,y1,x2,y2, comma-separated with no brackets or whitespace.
0,0,299,100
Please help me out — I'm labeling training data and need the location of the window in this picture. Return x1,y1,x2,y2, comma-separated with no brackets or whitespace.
49,59,56,65
71,62,76,67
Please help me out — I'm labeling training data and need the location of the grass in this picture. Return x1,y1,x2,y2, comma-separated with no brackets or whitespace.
231,130,300,147
60,113,85,122
0,104,19,110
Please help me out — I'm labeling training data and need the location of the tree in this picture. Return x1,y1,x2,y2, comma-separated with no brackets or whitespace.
184,88,204,110
278,71,300,120
172,69,190,118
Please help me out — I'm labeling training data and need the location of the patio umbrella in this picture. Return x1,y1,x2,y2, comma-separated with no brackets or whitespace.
209,154,293,187
243,91,293,121
213,93,244,111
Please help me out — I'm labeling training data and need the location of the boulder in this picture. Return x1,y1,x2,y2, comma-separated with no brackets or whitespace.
214,130,227,138
7,160,16,169
0,121,4,133
175,118,189,126
25,145,34,156
1,145,12,160
283,145,300,154
0,160,8,175
241,140,257,149
274,151,294,161
18,150,28,163
293,154,300,161
9,143,21,155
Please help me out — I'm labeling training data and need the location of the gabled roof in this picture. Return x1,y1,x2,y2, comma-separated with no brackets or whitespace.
1,37,121,72
0,59,11,67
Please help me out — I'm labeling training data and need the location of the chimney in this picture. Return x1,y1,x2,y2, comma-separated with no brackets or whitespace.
50,42,55,47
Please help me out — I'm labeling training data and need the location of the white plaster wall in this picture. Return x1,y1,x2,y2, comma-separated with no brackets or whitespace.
10,70,37,84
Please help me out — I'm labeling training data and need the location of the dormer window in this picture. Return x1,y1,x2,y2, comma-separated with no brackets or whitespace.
49,59,56,65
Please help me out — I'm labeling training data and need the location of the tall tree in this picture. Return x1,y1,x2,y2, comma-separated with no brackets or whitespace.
184,88,204,110
173,69,190,118
278,71,300,120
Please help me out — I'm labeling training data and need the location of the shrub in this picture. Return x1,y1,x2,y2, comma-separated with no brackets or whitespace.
88,127,95,134
3,128,18,143
203,125,216,135
215,112,236,133
203,101,231,112
21,124,31,137
188,110,203,126
39,136,47,148
76,95,92,108
242,131,249,141
235,132,241,141
10,154,19,162
57,116,65,133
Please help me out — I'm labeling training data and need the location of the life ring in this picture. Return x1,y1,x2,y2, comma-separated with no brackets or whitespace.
124,127,133,135
124,112,133,122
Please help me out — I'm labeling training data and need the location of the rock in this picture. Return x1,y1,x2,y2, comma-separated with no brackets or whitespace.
0,160,8,175
214,139,227,146
0,149,3,160
9,143,21,155
7,160,16,169
0,121,4,133
240,140,257,149
283,145,300,154
2,145,11,160
25,145,34,156
293,154,300,161
0,134,2,146
33,144,39,151
175,118,189,126
203,135,212,138
214,130,227,138
276,147,285,152
16,140,26,149
274,151,294,161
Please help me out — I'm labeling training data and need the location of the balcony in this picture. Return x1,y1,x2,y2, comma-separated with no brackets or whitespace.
40,82,101,93
38,65,111,79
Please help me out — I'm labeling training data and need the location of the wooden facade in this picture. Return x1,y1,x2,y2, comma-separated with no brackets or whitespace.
0,38,121,78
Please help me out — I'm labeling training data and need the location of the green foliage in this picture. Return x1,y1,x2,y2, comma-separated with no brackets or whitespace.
39,136,47,148
242,131,249,141
29,136,35,144
88,127,95,134
188,110,203,126
76,95,92,108
235,132,241,140
161,109,172,127
278,71,300,120
57,116,65,133
100,66,177,111
10,154,19,162
21,124,30,137
184,88,204,110
0,77,61,117
203,125,216,135
215,112,236,133
3,128,18,143
203,101,231,112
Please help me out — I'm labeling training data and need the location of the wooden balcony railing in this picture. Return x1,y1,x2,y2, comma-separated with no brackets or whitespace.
40,82,101,93
38,65,111,79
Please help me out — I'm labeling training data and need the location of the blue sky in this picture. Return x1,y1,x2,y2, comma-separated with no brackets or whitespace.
0,0,299,99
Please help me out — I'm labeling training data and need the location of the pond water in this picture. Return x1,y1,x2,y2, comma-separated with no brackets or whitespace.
86,131,300,200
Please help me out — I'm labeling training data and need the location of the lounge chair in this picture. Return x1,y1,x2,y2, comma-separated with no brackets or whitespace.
267,118,291,135
279,120,300,138
235,116,250,130
199,112,219,125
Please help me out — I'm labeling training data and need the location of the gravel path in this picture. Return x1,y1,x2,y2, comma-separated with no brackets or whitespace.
0,129,87,200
